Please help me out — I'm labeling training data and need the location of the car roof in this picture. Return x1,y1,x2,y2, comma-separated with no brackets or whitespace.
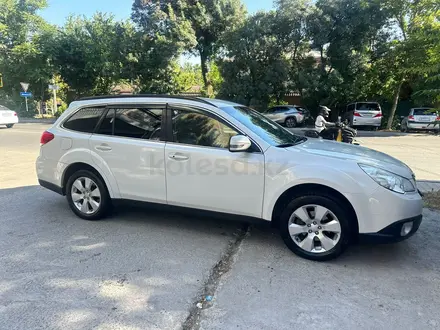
198,98,241,107
76,95,243,109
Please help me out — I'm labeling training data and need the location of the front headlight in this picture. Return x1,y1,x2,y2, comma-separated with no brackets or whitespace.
359,164,416,194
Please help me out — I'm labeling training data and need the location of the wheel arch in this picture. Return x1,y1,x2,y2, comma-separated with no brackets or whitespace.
271,183,359,237
61,162,115,197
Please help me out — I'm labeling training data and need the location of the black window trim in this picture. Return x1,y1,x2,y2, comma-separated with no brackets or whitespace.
61,105,106,134
165,103,263,153
92,103,167,142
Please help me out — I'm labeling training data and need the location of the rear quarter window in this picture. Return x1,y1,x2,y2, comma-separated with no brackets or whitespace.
63,107,104,133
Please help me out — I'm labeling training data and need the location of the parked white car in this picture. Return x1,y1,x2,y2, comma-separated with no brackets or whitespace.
0,105,19,128
343,102,382,129
36,96,423,261
400,108,439,132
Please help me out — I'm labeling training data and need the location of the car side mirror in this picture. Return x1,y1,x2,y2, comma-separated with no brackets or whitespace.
229,135,251,152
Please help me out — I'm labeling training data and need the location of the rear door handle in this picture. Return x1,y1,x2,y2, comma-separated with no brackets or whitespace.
95,144,112,152
168,152,189,161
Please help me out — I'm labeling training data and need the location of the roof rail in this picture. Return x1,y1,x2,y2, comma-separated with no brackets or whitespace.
78,94,213,105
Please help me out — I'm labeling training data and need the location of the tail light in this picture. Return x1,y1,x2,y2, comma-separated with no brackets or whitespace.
13,112,17,116
436,116,440,121
408,115,415,121
374,113,382,118
354,111,362,117
40,131,54,145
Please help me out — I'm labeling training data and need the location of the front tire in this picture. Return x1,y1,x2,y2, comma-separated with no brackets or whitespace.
66,170,111,220
6,124,14,128
279,194,351,261
285,117,297,128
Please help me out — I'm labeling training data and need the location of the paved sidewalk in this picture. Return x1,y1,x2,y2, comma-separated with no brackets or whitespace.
417,180,440,193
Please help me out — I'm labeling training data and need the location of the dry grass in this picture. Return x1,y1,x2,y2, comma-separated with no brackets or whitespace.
423,191,440,210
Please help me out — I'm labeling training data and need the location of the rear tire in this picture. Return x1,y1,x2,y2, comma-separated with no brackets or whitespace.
285,117,297,128
279,194,351,261
66,170,111,220
6,124,14,128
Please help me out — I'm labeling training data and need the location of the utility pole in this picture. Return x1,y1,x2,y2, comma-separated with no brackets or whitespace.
49,82,59,115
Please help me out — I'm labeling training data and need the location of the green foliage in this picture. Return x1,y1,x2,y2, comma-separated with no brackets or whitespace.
0,0,55,107
218,11,290,109
0,0,439,120
132,0,246,91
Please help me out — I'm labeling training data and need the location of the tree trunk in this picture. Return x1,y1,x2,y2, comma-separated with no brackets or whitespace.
387,80,403,130
200,51,212,96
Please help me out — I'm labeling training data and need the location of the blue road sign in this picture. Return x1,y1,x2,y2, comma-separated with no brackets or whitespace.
20,92,32,97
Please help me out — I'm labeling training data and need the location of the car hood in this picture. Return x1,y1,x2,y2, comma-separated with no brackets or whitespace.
294,139,413,178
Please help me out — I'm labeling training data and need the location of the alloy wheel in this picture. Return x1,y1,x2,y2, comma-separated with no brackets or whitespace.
286,118,296,128
288,204,341,253
71,177,101,215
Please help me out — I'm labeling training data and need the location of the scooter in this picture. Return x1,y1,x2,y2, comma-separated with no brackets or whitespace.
304,120,358,144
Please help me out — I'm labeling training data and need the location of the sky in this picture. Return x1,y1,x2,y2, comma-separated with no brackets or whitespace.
40,0,274,26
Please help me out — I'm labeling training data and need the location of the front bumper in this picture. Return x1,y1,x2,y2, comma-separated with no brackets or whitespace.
359,215,422,243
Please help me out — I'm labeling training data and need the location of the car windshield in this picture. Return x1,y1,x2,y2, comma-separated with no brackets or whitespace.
222,106,305,146
0,105,9,111
356,102,380,111
413,108,436,116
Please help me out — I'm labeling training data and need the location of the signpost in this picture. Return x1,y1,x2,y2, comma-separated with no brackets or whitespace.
20,83,31,112
49,84,59,115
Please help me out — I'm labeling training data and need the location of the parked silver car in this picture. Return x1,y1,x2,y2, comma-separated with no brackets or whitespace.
400,108,439,132
343,102,382,129
264,105,305,128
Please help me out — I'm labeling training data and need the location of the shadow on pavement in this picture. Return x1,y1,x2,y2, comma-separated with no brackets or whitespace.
0,185,241,329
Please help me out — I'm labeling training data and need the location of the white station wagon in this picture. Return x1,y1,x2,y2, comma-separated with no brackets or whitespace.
37,96,423,260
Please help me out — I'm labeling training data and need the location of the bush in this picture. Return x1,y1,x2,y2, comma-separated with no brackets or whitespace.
54,102,68,117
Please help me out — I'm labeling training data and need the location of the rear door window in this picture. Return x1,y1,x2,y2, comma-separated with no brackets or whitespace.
95,107,164,140
63,107,104,133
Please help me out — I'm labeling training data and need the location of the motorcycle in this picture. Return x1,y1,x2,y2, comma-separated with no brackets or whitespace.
304,120,358,144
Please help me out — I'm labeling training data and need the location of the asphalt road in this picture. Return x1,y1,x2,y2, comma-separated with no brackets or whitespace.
1,124,440,330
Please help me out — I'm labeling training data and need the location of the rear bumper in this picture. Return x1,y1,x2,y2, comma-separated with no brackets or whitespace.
359,215,422,243
407,122,438,130
0,117,19,125
352,117,382,127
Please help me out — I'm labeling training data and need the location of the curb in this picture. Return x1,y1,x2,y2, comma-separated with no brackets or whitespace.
18,118,56,124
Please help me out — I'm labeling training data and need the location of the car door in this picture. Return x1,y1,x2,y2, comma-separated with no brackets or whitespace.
164,105,265,218
89,104,167,203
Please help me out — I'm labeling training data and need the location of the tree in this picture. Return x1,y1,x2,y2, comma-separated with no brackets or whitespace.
379,0,439,129
132,0,246,94
301,0,388,113
0,0,56,111
51,14,133,98
218,12,290,109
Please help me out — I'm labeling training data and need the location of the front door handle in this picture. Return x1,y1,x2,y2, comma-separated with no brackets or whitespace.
95,144,112,152
168,152,189,161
